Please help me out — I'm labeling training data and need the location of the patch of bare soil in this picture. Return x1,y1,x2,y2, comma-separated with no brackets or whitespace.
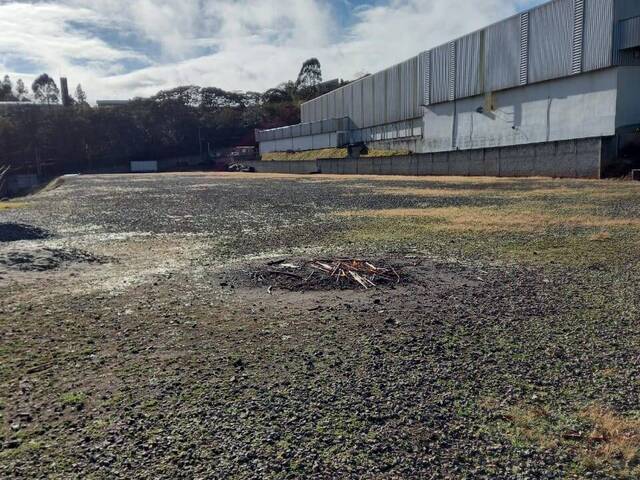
0,223,51,243
0,247,104,272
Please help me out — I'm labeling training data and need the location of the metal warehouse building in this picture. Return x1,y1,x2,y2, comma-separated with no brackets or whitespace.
255,0,640,178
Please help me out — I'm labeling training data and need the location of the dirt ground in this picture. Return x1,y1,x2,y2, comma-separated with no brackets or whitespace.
1,172,639,479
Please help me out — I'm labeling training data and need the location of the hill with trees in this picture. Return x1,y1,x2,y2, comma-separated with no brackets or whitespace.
0,58,343,176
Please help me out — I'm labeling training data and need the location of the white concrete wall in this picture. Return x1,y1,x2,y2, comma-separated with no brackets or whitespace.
421,68,619,153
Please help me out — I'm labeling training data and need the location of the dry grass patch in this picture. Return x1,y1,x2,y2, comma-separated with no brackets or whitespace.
503,403,640,477
0,202,26,210
380,187,482,197
380,184,640,201
262,148,410,161
338,207,640,233
589,231,612,242
579,405,640,473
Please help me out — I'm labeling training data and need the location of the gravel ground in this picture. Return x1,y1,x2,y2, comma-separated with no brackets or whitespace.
0,172,639,479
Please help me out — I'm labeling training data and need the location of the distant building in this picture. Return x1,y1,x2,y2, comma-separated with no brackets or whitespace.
257,0,640,178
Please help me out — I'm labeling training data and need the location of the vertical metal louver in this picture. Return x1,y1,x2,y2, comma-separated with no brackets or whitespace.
520,12,529,85
422,50,431,105
448,41,456,101
572,0,585,74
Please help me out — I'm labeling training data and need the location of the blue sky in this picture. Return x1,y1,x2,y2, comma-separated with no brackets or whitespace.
0,0,545,102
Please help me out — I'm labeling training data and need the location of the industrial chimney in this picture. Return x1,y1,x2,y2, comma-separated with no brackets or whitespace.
60,77,71,106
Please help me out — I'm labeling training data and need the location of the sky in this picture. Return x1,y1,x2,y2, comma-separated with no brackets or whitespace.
0,0,545,103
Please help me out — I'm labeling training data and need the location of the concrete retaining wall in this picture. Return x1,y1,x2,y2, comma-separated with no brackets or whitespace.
249,138,606,178
3,174,40,196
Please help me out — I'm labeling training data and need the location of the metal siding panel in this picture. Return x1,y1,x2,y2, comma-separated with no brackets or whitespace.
414,55,421,116
362,75,375,127
572,0,585,74
373,71,386,126
614,0,640,21
401,57,419,120
342,84,352,122
456,32,481,99
421,50,431,105
352,80,363,127
431,44,449,103
448,42,456,101
520,12,530,85
309,98,317,123
400,60,409,120
300,102,309,124
327,91,336,119
321,94,329,120
529,0,574,83
335,88,344,119
485,15,521,91
618,15,640,49
386,65,401,123
307,99,313,123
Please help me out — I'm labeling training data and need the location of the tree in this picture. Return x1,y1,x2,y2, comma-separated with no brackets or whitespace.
153,86,201,107
75,84,88,105
262,88,292,104
15,79,28,101
32,74,60,105
1,75,16,101
295,58,323,100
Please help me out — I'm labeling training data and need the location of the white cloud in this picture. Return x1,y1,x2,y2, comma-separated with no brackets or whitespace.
0,0,544,102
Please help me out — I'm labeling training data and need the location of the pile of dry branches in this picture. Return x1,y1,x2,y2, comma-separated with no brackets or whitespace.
308,259,400,289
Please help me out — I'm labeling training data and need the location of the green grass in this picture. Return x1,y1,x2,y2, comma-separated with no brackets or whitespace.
60,391,87,408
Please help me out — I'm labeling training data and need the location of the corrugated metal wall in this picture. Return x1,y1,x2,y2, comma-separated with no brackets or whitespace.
456,32,482,98
296,0,618,129
431,44,450,104
584,0,614,71
386,64,401,123
300,102,310,124
373,71,386,126
528,0,574,83
401,56,418,119
362,75,375,128
484,15,521,92
352,80,363,127
335,87,344,119
617,15,640,49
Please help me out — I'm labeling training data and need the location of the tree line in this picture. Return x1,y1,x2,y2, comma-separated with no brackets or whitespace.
0,58,341,176
0,73,87,105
